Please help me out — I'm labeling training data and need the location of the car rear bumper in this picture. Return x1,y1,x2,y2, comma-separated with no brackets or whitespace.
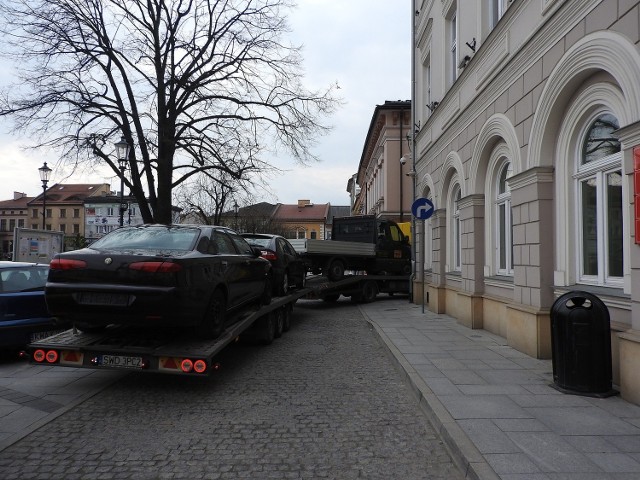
45,282,205,328
0,316,65,347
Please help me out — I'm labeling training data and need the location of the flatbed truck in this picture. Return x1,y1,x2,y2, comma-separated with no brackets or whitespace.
24,274,409,376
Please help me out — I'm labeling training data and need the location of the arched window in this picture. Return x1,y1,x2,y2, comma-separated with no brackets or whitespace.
496,161,513,275
576,113,623,286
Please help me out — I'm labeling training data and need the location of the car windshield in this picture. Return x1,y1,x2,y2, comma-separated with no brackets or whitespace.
91,226,200,251
0,266,48,292
243,237,271,248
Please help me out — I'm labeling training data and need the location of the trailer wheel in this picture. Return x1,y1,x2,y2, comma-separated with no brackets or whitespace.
259,313,275,345
198,290,226,339
326,259,345,281
282,306,292,332
360,280,378,303
274,309,284,338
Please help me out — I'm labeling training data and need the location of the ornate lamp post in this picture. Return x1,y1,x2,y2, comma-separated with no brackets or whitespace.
38,162,52,230
114,136,130,227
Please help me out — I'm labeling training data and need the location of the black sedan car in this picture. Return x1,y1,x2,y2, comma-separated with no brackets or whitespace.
45,225,272,339
0,261,67,349
241,233,306,296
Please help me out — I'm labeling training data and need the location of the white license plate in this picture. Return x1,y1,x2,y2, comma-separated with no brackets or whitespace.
99,355,143,369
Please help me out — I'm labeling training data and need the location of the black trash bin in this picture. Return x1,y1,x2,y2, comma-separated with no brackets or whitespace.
550,291,617,397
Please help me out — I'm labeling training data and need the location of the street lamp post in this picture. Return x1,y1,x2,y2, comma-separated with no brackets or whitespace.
38,162,52,230
114,136,131,227
233,201,239,231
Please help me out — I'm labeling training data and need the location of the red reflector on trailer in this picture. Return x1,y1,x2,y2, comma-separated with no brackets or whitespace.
193,360,207,373
33,349,46,363
50,258,87,270
129,261,182,273
46,350,59,363
181,359,193,373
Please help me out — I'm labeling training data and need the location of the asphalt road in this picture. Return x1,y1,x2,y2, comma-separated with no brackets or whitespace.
0,298,463,480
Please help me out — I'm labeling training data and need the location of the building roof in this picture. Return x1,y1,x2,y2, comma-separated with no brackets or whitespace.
327,206,351,224
28,183,110,205
273,202,330,221
0,195,34,209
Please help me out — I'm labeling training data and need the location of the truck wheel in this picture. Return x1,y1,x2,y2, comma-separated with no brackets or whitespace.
326,259,345,281
259,314,275,345
198,290,226,339
361,281,378,303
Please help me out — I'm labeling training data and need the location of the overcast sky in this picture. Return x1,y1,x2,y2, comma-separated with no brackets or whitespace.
0,0,411,207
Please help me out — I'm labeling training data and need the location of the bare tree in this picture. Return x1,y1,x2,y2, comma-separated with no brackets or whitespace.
0,0,339,223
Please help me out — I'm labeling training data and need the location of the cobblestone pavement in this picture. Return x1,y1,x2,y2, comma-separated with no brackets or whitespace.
0,299,463,480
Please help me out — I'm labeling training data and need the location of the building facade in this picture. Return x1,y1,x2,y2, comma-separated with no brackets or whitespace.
354,100,414,224
84,195,144,243
411,0,640,403
0,193,31,259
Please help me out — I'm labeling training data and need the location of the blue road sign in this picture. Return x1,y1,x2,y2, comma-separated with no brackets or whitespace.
412,197,434,220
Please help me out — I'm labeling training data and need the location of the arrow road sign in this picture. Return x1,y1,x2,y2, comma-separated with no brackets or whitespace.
411,197,434,220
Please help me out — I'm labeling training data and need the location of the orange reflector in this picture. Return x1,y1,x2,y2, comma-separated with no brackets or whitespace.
46,350,59,363
33,349,46,363
181,359,193,373
193,360,207,373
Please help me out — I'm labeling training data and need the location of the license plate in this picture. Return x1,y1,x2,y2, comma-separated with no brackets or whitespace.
99,354,143,369
77,292,130,306
30,330,65,342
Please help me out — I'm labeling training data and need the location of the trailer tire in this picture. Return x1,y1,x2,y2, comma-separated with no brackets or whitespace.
282,306,292,332
274,310,284,338
260,314,275,345
326,259,345,281
198,290,226,339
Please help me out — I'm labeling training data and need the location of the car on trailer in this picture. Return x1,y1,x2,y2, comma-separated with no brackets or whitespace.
241,233,306,296
45,224,272,339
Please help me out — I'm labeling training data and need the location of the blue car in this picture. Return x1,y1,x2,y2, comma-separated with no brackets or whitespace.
0,261,66,349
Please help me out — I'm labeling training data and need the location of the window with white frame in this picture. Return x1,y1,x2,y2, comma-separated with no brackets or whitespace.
490,0,505,29
575,113,623,287
449,184,462,272
423,54,432,121
449,11,458,86
496,161,513,275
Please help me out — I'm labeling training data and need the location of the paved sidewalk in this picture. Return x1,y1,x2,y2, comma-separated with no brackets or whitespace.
360,298,640,480
0,358,124,452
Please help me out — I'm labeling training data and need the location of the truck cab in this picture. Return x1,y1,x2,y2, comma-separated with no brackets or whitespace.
332,216,411,276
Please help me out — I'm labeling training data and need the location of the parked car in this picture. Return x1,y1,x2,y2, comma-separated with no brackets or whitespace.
0,261,67,349
241,233,306,296
45,224,272,339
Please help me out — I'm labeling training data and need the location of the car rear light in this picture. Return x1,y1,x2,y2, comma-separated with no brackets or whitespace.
50,258,87,270
261,250,277,261
129,261,182,273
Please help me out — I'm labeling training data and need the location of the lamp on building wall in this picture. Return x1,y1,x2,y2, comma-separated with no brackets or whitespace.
114,136,130,227
38,162,52,230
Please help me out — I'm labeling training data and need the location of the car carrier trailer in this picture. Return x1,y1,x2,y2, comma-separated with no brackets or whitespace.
24,274,409,376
